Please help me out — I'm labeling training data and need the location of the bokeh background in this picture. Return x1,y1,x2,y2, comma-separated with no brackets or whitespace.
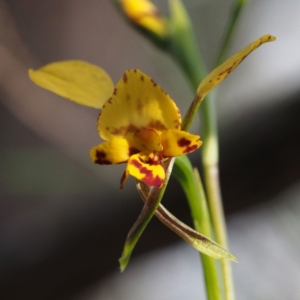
1,0,300,299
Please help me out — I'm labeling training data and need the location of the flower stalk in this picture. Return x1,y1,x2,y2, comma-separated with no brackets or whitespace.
173,156,222,300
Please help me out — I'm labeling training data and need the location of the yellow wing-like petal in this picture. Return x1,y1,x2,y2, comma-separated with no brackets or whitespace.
198,34,276,98
125,152,165,188
90,138,138,165
161,129,202,157
98,69,181,141
29,60,114,109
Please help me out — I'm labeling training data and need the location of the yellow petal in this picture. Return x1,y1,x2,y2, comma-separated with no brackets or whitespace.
90,138,139,165
197,34,276,98
161,129,202,157
29,60,114,109
98,69,181,141
120,0,167,38
126,152,165,187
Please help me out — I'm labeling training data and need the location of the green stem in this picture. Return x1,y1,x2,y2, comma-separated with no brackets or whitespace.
201,3,247,299
173,156,222,300
215,1,247,66
171,1,247,300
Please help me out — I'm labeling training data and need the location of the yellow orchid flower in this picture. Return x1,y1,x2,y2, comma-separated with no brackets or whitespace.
29,63,202,188
90,69,202,188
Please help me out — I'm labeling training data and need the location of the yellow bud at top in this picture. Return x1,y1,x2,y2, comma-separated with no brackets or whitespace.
120,0,167,38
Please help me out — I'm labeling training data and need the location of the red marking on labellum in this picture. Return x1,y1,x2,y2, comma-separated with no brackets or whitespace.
130,159,164,187
123,73,128,83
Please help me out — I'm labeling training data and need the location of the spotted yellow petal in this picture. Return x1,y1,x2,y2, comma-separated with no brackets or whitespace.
98,69,181,141
197,34,276,98
161,129,202,157
126,152,165,187
29,60,114,109
90,138,139,165
120,0,167,38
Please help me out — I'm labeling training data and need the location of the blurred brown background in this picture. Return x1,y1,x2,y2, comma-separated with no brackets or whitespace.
1,0,300,299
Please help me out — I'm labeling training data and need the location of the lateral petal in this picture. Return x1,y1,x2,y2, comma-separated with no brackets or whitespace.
126,153,165,187
98,69,181,141
29,60,114,109
90,138,139,165
161,129,202,157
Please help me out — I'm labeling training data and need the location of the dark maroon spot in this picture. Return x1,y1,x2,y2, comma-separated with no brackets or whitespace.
134,69,137,73
94,150,111,165
183,144,198,154
178,138,191,147
107,98,113,104
131,159,164,187
160,87,167,95
151,78,157,87
113,88,117,95
123,73,128,83
140,75,144,81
